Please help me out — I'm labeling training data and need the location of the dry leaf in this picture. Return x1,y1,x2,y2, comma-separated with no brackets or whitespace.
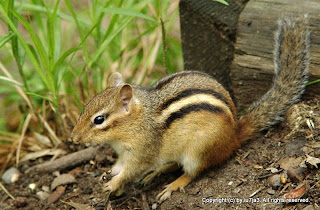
254,164,263,169
34,132,53,147
62,200,95,210
283,183,308,199
51,174,76,190
47,186,66,205
305,154,320,168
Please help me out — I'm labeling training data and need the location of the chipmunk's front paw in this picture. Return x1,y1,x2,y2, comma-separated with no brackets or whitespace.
102,177,124,196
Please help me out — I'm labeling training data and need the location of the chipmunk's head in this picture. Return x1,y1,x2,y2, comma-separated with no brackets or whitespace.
71,72,137,144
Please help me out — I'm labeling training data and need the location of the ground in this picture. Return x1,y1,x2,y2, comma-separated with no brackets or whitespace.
0,100,319,210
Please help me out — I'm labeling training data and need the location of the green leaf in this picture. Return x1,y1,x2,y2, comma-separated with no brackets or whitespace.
102,7,158,23
0,32,14,48
213,0,229,5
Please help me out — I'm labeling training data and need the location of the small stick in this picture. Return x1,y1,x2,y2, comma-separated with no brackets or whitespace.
249,186,265,198
0,182,15,200
160,18,168,73
26,146,99,173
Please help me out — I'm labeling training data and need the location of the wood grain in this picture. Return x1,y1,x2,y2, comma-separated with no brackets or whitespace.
230,0,320,110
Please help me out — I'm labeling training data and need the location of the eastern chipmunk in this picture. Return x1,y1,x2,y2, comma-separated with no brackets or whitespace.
71,17,310,203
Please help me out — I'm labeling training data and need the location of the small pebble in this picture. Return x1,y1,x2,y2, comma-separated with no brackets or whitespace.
28,183,36,190
36,191,50,200
267,174,281,189
1,167,20,184
267,188,275,195
152,203,157,209
233,188,241,194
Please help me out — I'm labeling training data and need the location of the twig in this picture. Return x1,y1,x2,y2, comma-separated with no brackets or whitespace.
38,115,61,146
26,146,100,173
249,186,265,198
160,18,168,73
0,182,15,200
16,113,32,167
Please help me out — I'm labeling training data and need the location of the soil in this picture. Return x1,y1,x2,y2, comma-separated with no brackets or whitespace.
1,100,320,210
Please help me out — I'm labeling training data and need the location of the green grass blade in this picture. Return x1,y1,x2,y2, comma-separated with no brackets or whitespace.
54,47,82,71
25,92,54,103
7,0,30,91
11,10,49,73
102,8,158,23
14,2,90,26
89,16,134,68
64,0,90,63
10,9,57,95
307,79,320,86
56,23,98,91
0,5,49,90
0,32,14,48
47,0,60,74
213,0,229,5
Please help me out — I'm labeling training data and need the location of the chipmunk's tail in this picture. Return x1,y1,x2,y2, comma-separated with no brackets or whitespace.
238,16,310,143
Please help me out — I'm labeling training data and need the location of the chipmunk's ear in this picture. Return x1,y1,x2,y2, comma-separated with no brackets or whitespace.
109,72,124,87
119,85,132,112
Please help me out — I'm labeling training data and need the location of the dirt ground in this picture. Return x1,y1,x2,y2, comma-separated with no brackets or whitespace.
1,100,320,210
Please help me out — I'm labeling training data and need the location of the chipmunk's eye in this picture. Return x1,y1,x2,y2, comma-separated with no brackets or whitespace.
94,115,105,125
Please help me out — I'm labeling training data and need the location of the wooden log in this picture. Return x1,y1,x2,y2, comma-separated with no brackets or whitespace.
179,0,249,89
230,0,320,110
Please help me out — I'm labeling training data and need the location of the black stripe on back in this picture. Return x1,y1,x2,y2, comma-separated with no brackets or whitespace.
159,88,229,111
153,71,208,90
164,103,224,129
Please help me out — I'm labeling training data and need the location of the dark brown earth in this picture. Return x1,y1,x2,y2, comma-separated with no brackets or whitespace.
1,100,319,210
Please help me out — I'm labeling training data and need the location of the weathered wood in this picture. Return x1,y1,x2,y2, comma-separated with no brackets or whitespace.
231,0,320,110
179,0,249,90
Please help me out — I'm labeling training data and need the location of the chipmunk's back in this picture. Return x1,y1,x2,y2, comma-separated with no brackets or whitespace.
150,71,237,117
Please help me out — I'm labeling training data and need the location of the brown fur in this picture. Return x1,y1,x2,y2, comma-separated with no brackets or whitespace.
71,16,309,203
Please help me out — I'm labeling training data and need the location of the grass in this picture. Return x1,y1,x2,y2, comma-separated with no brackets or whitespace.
0,0,183,171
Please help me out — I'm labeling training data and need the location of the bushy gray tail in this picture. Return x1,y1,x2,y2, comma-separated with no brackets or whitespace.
238,16,310,143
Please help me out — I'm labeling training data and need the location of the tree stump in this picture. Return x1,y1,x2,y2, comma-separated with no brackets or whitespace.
179,0,320,110
179,0,249,90
230,0,320,109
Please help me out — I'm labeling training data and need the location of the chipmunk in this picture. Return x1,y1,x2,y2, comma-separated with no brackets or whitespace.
71,16,310,203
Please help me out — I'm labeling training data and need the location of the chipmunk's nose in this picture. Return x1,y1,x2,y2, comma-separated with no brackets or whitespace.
70,130,81,144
